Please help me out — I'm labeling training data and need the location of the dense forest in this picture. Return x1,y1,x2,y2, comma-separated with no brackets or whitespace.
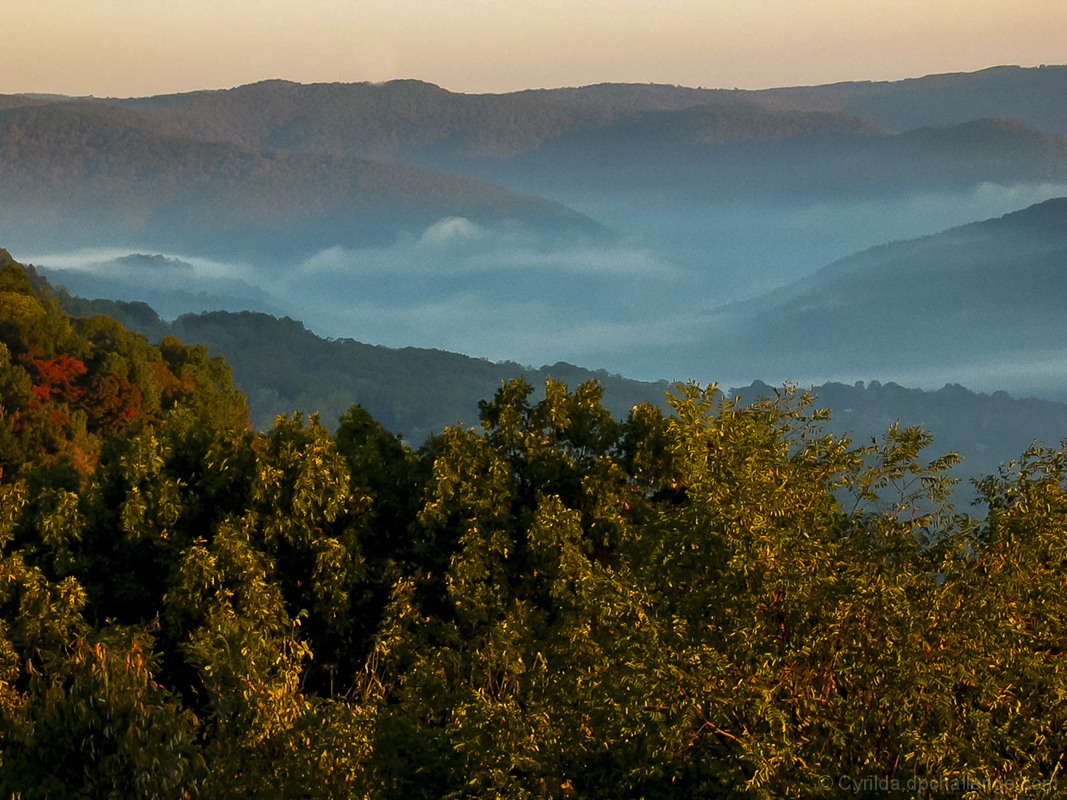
2,252,1067,798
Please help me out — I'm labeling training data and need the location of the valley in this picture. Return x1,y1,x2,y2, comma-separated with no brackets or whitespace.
5,66,1066,398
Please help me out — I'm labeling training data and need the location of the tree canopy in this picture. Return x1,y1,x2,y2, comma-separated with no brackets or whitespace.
1,253,1065,798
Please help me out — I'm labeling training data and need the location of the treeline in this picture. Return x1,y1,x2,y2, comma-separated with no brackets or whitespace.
52,282,1067,492
2,252,1067,798
739,379,1067,490
50,286,671,440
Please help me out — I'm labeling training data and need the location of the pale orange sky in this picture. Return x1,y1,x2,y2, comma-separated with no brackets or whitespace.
3,0,1066,97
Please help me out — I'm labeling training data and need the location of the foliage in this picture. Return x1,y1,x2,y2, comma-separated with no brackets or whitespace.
61,294,1067,496
2,255,1067,797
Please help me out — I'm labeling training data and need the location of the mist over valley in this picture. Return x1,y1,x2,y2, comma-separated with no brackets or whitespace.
5,64,1067,404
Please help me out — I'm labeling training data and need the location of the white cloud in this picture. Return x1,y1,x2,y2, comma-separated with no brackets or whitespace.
419,216,485,245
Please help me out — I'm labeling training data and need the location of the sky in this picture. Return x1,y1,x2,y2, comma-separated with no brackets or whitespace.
3,0,1066,98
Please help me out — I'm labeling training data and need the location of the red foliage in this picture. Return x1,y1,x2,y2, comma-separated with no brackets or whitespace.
33,354,87,406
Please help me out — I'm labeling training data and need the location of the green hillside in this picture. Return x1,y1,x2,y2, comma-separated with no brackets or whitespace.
52,290,671,441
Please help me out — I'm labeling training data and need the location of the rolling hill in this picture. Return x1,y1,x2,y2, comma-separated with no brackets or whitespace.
823,65,1067,136
724,65,1067,135
0,101,603,261
6,67,1067,398
464,115,1067,206
113,79,889,163
108,65,1067,161
699,197,1067,396
42,281,670,441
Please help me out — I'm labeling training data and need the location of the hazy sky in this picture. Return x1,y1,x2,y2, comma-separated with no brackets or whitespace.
4,0,1066,97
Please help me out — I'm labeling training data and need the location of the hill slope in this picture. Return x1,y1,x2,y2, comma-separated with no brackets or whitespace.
111,66,1067,162
700,197,1067,395
832,65,1067,136
469,116,1067,205
46,273,1067,493
51,293,672,442
0,101,602,260
731,64,1067,135
117,80,895,160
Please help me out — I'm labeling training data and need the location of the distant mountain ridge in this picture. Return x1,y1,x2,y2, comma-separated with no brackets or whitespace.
700,196,1067,395
715,65,1067,135
7,66,1066,252
0,100,603,259
834,65,1067,136
88,64,1067,165
112,79,890,162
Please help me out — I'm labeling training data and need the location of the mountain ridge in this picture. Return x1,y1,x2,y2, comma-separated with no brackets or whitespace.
0,100,604,259
698,196,1067,395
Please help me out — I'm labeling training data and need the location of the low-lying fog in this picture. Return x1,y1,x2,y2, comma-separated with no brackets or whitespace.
25,181,1067,400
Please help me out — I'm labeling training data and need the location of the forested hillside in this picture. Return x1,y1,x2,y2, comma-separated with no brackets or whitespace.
0,95,49,112
50,282,1067,495
0,101,600,260
50,288,670,439
111,66,1067,160
96,72,1067,205
0,250,248,476
477,116,1067,206
3,251,1067,798
705,65,1067,135
828,65,1067,136
115,79,887,163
